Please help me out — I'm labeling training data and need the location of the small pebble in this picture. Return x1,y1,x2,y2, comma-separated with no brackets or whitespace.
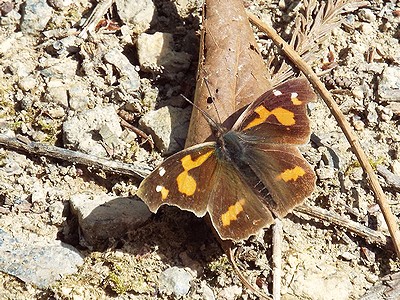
392,160,400,176
377,66,400,102
158,267,193,297
352,86,364,100
358,9,376,23
18,76,37,91
116,0,155,34
378,106,393,121
352,119,365,131
0,1,14,16
359,23,374,34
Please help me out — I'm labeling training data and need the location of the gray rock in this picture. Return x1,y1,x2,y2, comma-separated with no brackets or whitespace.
218,285,243,300
358,9,376,23
104,48,140,93
39,57,79,80
158,266,193,297
18,75,37,92
139,106,191,155
361,272,400,300
20,0,53,34
45,85,69,107
116,0,155,34
68,83,90,111
377,66,400,102
70,194,152,247
0,228,83,288
377,165,400,191
137,32,191,77
201,281,215,300
63,105,122,157
366,102,378,124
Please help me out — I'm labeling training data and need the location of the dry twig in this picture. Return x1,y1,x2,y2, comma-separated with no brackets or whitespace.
248,13,400,257
272,219,283,300
295,204,389,247
228,247,272,300
0,134,150,179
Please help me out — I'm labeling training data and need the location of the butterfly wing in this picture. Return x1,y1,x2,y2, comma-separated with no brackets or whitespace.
137,141,274,241
234,78,317,145
137,142,217,217
231,78,316,218
206,161,274,241
138,78,316,241
242,143,316,218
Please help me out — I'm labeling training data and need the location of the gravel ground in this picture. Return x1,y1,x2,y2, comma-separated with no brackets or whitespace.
0,0,399,299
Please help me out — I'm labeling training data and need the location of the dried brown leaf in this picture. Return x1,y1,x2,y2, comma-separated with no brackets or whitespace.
185,0,271,147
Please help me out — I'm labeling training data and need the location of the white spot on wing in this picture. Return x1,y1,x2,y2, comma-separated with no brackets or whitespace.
156,185,163,192
273,89,282,96
159,167,166,177
291,92,298,98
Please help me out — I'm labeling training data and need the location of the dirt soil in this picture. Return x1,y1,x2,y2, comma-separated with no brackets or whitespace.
0,0,400,299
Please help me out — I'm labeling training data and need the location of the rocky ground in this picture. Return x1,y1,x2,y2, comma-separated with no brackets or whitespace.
0,0,400,299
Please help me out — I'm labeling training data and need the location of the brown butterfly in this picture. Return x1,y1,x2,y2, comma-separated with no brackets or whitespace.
137,78,317,241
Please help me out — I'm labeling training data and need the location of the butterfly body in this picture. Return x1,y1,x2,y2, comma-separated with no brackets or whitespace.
137,78,317,241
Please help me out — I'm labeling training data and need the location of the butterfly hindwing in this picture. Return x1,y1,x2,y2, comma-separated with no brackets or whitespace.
243,143,316,218
235,78,317,145
137,142,217,217
206,161,275,241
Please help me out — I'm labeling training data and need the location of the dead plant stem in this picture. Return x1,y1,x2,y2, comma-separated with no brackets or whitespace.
247,12,400,258
272,219,283,300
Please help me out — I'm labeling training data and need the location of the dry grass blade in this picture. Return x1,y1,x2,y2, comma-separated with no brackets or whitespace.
270,0,368,84
228,247,272,300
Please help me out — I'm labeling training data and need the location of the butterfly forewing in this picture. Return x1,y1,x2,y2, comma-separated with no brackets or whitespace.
137,143,217,217
235,78,317,145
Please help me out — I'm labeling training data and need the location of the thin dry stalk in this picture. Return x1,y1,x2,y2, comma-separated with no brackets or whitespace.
270,0,368,84
295,204,389,247
248,13,400,258
272,219,283,300
228,247,272,300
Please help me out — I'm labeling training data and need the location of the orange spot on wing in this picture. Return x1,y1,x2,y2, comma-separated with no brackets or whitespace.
176,172,197,196
176,150,213,196
278,166,306,182
244,105,295,130
221,199,246,226
272,107,295,126
156,185,169,200
160,186,169,200
291,97,302,105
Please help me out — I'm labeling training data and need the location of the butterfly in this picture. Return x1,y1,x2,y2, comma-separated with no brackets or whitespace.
137,78,317,241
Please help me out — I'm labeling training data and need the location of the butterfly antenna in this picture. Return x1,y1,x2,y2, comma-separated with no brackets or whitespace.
180,94,224,134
